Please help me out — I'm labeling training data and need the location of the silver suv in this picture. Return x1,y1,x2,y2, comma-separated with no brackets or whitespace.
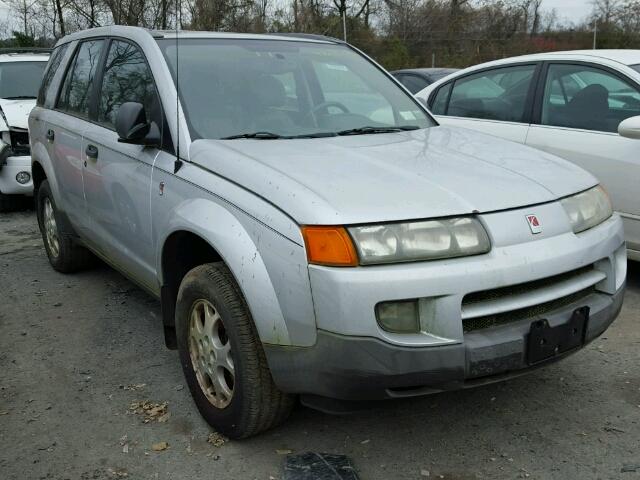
30,27,626,439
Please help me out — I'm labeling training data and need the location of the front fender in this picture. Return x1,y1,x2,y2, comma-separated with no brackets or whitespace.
158,198,294,346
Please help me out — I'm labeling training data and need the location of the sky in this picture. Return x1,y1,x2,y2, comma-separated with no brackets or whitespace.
0,0,594,35
543,0,594,24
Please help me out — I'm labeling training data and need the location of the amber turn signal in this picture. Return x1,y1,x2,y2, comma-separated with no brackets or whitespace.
301,226,359,267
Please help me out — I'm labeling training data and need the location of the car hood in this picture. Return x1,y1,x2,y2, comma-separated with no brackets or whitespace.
0,98,36,130
189,125,597,225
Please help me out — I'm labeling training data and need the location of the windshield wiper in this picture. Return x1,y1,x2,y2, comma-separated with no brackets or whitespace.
221,131,285,140
291,131,337,138
222,131,339,140
3,95,37,100
336,125,420,136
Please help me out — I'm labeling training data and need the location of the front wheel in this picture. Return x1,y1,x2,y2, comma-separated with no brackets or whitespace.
176,262,294,439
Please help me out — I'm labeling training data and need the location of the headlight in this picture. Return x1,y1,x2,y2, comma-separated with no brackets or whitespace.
348,217,491,265
561,185,612,234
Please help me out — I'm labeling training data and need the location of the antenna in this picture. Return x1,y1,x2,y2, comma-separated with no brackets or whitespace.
173,0,183,173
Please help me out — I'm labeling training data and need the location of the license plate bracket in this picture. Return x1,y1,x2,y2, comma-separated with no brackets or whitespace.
527,306,590,365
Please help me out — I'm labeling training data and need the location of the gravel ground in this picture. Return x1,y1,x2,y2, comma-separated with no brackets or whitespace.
1,209,639,480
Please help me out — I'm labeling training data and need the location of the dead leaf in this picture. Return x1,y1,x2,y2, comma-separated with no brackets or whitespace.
129,400,168,423
151,441,168,452
157,412,170,423
207,432,227,447
122,383,146,391
119,434,129,454
276,449,293,455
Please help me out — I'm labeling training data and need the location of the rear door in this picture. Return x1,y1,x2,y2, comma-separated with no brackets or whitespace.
81,38,167,291
31,42,70,186
428,63,540,143
46,39,106,236
526,62,640,253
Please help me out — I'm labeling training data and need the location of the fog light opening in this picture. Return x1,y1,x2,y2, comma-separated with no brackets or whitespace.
16,171,30,184
375,299,420,333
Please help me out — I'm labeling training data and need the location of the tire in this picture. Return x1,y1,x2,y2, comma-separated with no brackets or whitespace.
36,180,94,273
0,191,25,212
176,262,295,439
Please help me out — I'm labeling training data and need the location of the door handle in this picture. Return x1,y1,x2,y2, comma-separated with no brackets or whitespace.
46,129,55,142
85,144,98,159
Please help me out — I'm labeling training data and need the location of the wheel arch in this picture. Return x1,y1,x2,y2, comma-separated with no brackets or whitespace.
30,140,62,202
157,202,292,350
31,160,47,194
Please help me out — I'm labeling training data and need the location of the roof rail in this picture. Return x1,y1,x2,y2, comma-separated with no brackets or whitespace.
265,32,344,44
0,47,52,54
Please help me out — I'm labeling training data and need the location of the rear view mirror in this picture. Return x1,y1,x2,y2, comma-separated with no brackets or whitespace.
116,102,160,147
618,115,640,139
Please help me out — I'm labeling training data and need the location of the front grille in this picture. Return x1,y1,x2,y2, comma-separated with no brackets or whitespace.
463,285,596,332
9,129,30,156
462,266,601,333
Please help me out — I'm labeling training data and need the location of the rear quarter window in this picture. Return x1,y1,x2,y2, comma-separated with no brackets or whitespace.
37,44,69,107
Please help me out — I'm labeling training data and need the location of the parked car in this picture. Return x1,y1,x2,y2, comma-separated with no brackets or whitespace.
415,50,640,261
0,49,49,211
30,27,626,438
391,68,459,93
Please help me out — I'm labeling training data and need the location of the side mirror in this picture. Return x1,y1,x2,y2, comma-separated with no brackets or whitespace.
618,115,640,139
116,102,160,147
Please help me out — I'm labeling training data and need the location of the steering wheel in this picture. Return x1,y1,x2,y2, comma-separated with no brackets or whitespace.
309,101,350,115
305,101,350,121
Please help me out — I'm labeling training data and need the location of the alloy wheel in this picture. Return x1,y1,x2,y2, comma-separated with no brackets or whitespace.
43,198,60,258
188,299,235,408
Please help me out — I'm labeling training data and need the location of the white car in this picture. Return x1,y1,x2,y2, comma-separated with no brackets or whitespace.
0,49,49,211
415,50,640,260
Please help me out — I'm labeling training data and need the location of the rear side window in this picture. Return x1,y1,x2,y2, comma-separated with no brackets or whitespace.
397,74,429,94
37,44,68,106
97,40,158,129
57,39,105,118
443,64,536,122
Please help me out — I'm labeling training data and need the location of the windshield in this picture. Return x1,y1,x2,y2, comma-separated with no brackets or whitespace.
157,38,434,139
0,61,47,99
631,64,640,74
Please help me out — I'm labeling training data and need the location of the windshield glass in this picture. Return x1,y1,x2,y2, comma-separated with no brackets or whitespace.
631,64,640,74
0,61,47,99
158,38,434,139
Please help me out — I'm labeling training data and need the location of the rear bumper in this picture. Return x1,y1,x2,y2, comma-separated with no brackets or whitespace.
0,155,32,195
265,284,624,401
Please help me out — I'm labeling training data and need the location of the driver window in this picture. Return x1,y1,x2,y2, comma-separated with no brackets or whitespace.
446,64,536,122
97,40,159,130
312,60,394,125
541,63,640,133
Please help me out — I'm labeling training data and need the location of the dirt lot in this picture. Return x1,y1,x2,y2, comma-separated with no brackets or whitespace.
1,208,639,480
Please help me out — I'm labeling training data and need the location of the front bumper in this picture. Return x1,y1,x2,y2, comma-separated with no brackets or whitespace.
265,208,626,401
265,284,624,401
0,155,32,195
